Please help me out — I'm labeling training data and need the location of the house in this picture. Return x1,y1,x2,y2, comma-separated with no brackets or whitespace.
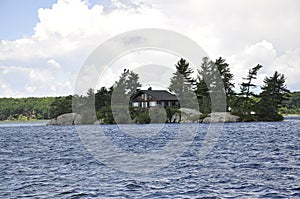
130,88,180,108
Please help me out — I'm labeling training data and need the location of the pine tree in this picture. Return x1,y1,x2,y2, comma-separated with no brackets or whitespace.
111,69,141,123
195,57,230,113
214,57,235,111
240,64,263,99
112,69,141,102
257,71,290,121
232,64,262,121
195,57,212,114
126,71,141,96
169,58,196,109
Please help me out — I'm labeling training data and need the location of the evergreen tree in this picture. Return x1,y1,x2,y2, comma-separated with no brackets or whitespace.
214,57,235,110
95,87,110,110
240,64,263,99
72,89,97,124
257,71,290,121
195,57,212,114
169,58,196,109
112,69,141,123
95,86,114,123
280,91,300,115
195,57,228,113
232,64,262,121
113,69,141,100
127,71,142,96
49,95,72,118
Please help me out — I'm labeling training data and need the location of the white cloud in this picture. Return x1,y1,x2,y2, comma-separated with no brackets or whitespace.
47,59,61,69
0,0,299,97
97,50,179,89
228,40,300,92
0,65,73,97
0,0,168,97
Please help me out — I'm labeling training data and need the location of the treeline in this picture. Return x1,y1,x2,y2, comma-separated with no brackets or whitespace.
46,56,293,123
0,95,74,121
174,57,291,121
1,56,298,122
0,97,55,120
280,91,300,115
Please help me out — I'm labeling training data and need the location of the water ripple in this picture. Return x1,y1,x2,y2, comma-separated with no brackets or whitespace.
0,117,299,198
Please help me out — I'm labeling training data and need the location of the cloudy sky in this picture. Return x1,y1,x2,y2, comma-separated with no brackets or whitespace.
0,0,299,97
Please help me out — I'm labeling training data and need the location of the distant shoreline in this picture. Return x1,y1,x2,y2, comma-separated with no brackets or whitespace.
0,119,49,123
1,115,299,125
283,114,300,117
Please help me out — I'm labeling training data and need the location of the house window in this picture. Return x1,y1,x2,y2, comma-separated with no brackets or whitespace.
149,101,157,107
142,93,147,100
132,102,139,107
142,102,148,108
160,101,165,106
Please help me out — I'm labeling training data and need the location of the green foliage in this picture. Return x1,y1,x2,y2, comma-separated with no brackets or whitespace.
95,86,112,110
280,91,300,115
169,58,197,109
199,113,209,120
215,57,235,110
240,64,263,98
96,106,114,124
49,95,72,118
129,107,150,124
195,57,211,114
0,57,296,124
165,107,180,123
195,57,232,113
0,97,55,121
94,70,141,124
232,64,263,121
256,71,290,121
112,69,141,102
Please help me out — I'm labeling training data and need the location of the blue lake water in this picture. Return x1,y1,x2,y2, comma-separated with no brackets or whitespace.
0,117,299,198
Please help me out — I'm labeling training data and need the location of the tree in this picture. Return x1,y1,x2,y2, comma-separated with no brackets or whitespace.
214,57,235,110
169,58,196,109
195,57,212,114
195,57,228,114
95,86,114,123
232,64,262,121
113,69,141,100
0,97,55,121
95,87,111,110
72,89,97,124
240,64,263,99
111,69,141,124
280,91,300,115
49,95,72,118
127,71,142,96
257,71,290,121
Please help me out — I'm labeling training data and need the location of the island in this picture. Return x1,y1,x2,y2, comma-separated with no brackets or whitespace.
1,57,299,125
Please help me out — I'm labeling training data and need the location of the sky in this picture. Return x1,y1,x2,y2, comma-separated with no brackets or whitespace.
0,0,299,97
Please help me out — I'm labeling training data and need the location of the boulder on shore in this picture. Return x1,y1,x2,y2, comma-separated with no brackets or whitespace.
172,108,201,123
47,113,82,125
202,112,240,123
170,112,181,123
93,119,104,125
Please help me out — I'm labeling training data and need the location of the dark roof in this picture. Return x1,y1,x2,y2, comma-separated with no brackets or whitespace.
131,90,178,101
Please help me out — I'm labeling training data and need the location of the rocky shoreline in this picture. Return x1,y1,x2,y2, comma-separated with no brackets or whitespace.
47,109,240,125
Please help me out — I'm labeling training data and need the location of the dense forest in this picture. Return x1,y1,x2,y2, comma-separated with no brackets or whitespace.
0,97,55,121
1,56,299,123
280,91,300,115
